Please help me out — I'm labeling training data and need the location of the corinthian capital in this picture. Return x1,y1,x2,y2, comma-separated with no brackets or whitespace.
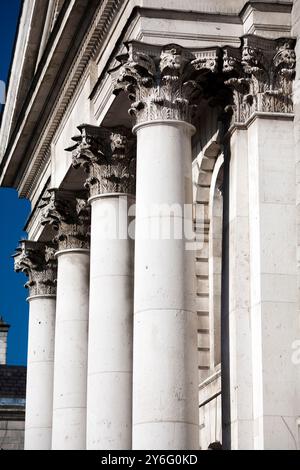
40,189,90,250
65,124,136,198
223,36,296,124
109,41,221,125
14,240,57,297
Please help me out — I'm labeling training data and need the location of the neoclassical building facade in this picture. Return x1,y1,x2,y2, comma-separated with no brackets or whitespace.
1,0,300,450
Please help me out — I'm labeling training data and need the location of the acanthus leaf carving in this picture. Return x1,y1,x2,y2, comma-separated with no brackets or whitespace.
108,37,295,129
109,41,222,125
39,189,91,250
223,36,296,125
14,240,57,297
66,124,136,198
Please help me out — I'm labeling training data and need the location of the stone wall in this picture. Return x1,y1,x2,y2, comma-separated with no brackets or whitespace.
292,0,300,445
0,413,25,450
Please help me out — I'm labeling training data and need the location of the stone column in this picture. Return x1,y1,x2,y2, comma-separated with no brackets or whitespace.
0,317,10,365
111,42,221,449
40,190,90,450
220,47,255,448
14,240,57,450
291,1,300,449
224,36,298,449
223,124,254,449
66,124,136,449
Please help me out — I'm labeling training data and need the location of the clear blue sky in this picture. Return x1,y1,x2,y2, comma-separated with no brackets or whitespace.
0,0,30,366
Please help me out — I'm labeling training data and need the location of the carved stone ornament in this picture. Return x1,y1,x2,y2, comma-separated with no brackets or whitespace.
65,124,136,198
109,41,222,125
109,37,295,127
39,189,91,250
14,240,57,297
223,36,296,124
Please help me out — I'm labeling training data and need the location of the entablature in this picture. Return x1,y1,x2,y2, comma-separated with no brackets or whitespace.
0,0,293,222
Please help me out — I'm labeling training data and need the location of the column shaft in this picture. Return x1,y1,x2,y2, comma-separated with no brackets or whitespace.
51,249,89,450
25,296,56,450
227,128,254,449
66,125,135,450
132,120,199,450
247,116,298,449
87,195,134,449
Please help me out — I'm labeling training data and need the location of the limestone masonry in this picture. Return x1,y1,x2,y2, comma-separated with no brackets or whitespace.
0,0,300,450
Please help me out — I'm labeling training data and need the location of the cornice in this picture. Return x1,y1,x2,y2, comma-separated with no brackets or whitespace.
1,0,293,202
0,0,48,156
0,0,74,179
17,0,124,200
0,0,116,190
90,6,243,104
227,110,294,136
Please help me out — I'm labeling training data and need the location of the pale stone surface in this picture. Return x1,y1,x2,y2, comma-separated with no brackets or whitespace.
12,241,57,451
52,77,92,189
227,128,254,450
199,371,222,450
51,250,89,450
292,1,300,448
247,117,298,450
87,196,134,450
132,121,199,450
208,155,224,370
0,325,9,365
25,296,56,450
0,421,25,450
65,125,136,449
1,0,300,452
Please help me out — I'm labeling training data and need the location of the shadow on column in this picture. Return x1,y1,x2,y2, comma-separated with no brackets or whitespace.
221,120,231,450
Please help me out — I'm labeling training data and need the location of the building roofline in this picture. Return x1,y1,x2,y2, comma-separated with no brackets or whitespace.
0,0,24,127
